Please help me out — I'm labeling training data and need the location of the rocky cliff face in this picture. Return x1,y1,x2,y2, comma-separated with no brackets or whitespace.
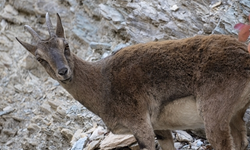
0,0,250,149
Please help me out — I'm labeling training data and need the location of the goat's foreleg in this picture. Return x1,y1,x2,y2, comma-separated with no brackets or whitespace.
154,130,175,150
126,115,155,150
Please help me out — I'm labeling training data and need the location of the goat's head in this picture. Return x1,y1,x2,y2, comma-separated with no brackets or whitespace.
16,13,74,84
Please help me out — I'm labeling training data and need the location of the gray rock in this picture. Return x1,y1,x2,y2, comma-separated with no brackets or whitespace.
174,142,183,149
0,52,12,67
99,4,124,23
175,130,193,142
2,129,16,137
0,35,12,51
27,123,41,134
40,102,52,114
56,106,67,117
0,87,3,94
4,4,18,15
14,84,22,92
112,43,130,53
0,107,15,116
0,0,5,10
61,128,74,140
170,4,179,11
20,54,39,70
89,42,111,50
9,0,36,14
100,133,136,150
70,129,88,146
1,0,250,149
193,139,203,147
48,99,61,109
72,13,97,44
71,137,88,150
3,106,13,112
89,126,106,141
84,140,101,150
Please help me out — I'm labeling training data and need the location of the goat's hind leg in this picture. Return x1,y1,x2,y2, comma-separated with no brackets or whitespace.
230,82,250,150
230,107,249,150
196,79,250,150
202,108,235,150
197,94,237,149
155,130,175,150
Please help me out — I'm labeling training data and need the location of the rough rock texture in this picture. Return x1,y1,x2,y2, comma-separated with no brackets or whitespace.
100,133,136,150
0,0,250,149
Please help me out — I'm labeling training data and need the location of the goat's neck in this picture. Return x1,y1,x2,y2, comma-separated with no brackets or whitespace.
60,54,104,116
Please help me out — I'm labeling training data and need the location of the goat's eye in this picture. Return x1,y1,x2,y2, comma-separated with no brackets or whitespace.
65,43,69,48
64,44,70,55
36,57,44,63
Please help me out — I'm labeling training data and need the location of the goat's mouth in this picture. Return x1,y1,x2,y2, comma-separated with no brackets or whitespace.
60,76,72,84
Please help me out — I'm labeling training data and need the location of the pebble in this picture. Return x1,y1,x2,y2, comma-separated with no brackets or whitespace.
24,83,34,94
2,129,16,137
3,106,13,112
48,99,61,109
71,129,88,146
89,126,106,141
0,52,12,67
52,112,64,122
27,123,41,134
0,108,15,116
4,4,18,15
14,84,23,92
56,106,67,116
210,1,222,8
5,139,14,146
12,116,24,122
175,130,193,142
170,4,179,11
61,128,74,140
40,102,52,114
194,139,204,147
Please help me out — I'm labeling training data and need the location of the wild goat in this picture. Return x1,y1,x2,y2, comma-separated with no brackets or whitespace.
16,13,250,150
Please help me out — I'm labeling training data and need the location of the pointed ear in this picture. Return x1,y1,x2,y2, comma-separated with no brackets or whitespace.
16,37,37,55
56,13,64,38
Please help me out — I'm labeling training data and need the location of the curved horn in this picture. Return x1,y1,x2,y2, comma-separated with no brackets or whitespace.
24,25,41,42
56,13,64,38
46,12,55,37
16,37,37,55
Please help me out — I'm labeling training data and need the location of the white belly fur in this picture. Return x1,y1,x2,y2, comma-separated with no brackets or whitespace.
152,96,204,130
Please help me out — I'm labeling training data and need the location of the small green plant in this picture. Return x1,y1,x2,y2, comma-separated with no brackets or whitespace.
234,15,250,52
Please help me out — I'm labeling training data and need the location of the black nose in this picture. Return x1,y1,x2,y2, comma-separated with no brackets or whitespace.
58,67,68,76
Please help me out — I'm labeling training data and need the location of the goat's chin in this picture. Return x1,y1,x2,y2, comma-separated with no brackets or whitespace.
59,76,73,84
